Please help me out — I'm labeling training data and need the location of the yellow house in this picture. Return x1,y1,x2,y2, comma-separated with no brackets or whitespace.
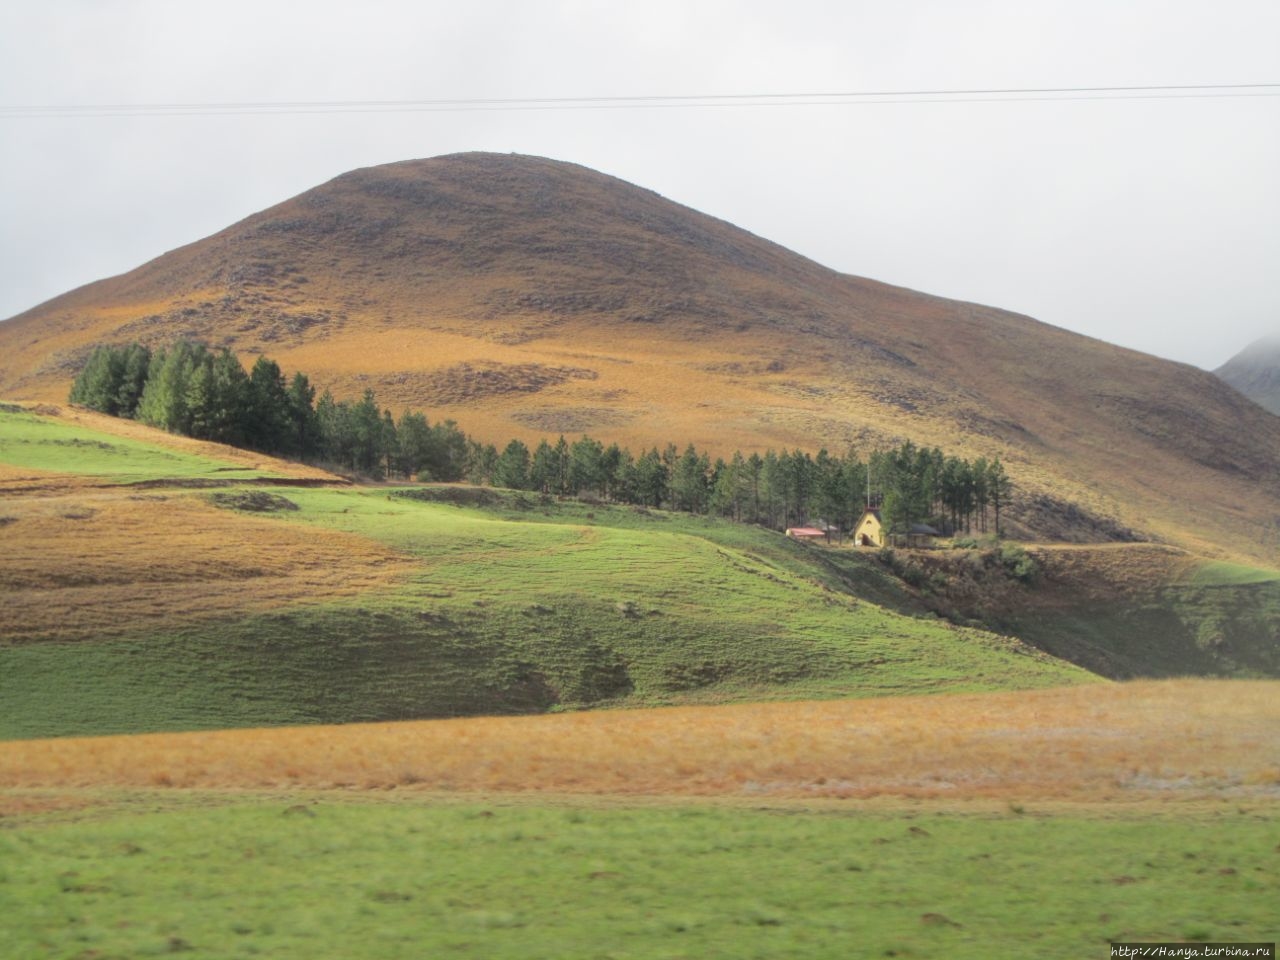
856,509,943,548
854,508,883,547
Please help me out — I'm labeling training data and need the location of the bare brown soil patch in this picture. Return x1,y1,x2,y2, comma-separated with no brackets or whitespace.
0,490,416,643
414,361,597,404
3,680,1276,804
509,406,636,433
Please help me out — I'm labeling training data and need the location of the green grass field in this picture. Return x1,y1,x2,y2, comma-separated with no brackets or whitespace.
0,406,269,482
3,794,1276,959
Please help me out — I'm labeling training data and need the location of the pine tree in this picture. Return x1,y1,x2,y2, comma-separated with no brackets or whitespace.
552,436,571,495
972,457,990,533
634,447,668,507
286,372,318,460
350,389,384,476
745,452,764,523
493,439,532,490
202,349,251,446
671,444,708,513
315,390,354,468
880,488,906,540
465,440,498,485
988,458,1013,538
69,345,126,414
183,359,217,440
395,410,432,479
138,342,205,435
600,443,624,500
711,451,750,521
115,343,151,417
760,450,784,528
568,435,605,496
381,410,399,478
610,446,637,503
428,420,468,482
529,439,557,494
245,356,291,454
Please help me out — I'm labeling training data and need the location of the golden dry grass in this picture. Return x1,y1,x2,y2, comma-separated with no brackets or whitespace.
4,680,1276,804
0,490,415,642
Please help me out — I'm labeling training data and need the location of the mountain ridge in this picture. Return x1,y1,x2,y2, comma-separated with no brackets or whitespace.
2,152,1278,562
1215,335,1280,415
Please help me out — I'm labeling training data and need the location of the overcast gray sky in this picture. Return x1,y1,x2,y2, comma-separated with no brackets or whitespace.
1,0,1276,370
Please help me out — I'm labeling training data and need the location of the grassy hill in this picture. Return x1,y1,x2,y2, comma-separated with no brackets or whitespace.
4,406,1279,741
1,153,1278,564
1,405,1100,739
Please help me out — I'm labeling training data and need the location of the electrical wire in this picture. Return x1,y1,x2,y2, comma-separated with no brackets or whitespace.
3,83,1278,119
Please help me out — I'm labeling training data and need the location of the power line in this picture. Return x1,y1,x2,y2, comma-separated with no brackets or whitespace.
2,83,1278,119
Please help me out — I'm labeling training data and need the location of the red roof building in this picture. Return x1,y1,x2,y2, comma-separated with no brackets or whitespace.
785,527,828,540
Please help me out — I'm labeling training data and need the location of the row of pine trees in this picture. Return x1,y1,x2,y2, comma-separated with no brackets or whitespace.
69,341,470,481
70,341,1012,536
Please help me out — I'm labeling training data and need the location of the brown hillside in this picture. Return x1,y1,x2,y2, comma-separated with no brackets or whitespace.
1,152,1278,561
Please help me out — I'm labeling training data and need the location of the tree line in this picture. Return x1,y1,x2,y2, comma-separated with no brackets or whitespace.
69,341,470,481
70,341,1012,537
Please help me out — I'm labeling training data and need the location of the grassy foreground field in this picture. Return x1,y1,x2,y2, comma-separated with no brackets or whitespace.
2,680,1278,959
4,797,1277,960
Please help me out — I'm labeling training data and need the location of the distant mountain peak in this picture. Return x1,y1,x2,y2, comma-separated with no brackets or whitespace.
1215,335,1280,415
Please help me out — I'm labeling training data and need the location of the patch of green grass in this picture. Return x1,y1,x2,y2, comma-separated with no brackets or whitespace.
1184,560,1280,587
2,796,1276,959
0,407,272,481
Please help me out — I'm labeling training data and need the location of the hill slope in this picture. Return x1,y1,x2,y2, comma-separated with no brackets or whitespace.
2,153,1278,561
0,406,1098,739
6,407,1277,741
1215,335,1280,415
